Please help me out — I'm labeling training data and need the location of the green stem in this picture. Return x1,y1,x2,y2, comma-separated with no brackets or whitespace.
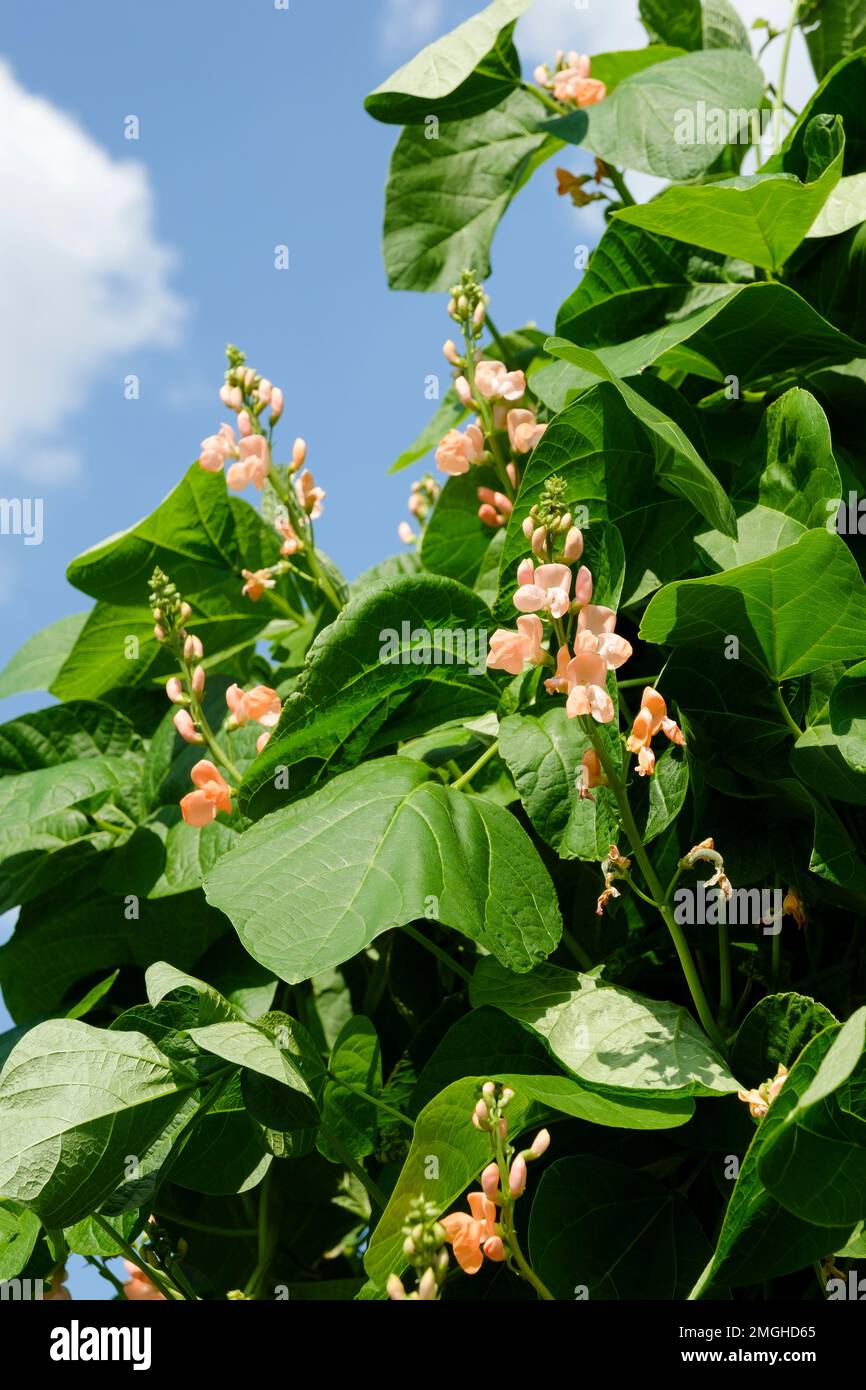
244,1167,277,1299
717,899,733,1031
318,1120,388,1213
85,1257,128,1298
772,0,799,153
402,924,473,984
607,165,636,206
585,720,726,1053
520,81,567,117
452,740,500,792
326,1070,414,1129
154,1210,257,1238
492,1123,554,1300
771,920,782,989
267,462,343,614
617,675,661,689
91,1217,185,1301
773,684,803,739
562,928,594,971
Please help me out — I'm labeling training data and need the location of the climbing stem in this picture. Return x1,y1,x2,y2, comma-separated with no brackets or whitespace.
317,1119,389,1213
325,1070,414,1129
584,719,727,1054
92,1217,186,1301
452,739,500,791
772,0,799,152
773,684,804,739
402,924,473,984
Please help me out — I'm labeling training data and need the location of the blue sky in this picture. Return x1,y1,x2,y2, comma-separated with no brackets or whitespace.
0,0,812,1299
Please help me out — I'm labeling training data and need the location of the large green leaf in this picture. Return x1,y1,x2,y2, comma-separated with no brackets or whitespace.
733,388,841,531
792,659,866,805
0,614,88,701
382,90,557,292
365,0,531,123
800,1,866,81
640,0,750,51
0,701,139,773
471,959,739,1098
534,282,866,412
529,1155,712,1299
614,137,843,271
0,1019,197,1227
692,1024,858,1291
364,1072,693,1288
543,341,737,536
0,1202,42,1281
51,466,284,700
205,757,561,983
319,1017,382,1163
238,573,499,815
640,530,866,681
808,171,866,235
732,992,838,1084
763,49,866,178
583,50,765,180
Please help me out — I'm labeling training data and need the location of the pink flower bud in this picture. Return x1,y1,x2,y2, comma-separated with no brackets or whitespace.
184,634,204,661
522,517,535,542
237,409,252,437
153,624,165,642
455,375,474,408
386,1274,406,1302
481,1161,500,1202
483,1236,505,1262
292,437,307,469
180,602,192,623
256,730,271,754
256,378,272,404
443,339,461,366
481,1082,496,1096
506,462,518,489
473,301,487,330
529,1128,551,1157
531,525,547,557
477,503,499,527
191,665,206,696
517,557,535,587
563,527,584,562
166,677,184,703
474,1099,489,1127
270,387,285,420
509,1154,527,1198
173,709,203,745
417,1268,437,1301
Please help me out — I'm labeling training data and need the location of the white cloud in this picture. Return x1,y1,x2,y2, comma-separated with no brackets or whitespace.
379,0,446,57
0,61,185,482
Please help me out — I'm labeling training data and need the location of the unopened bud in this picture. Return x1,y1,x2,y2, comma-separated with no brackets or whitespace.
166,677,185,704
237,409,252,437
417,1268,437,1301
522,517,535,542
481,1161,500,1202
270,387,285,420
563,527,584,562
191,665,206,696
473,301,486,330
481,1081,495,1097
386,1274,406,1301
531,525,547,557
402,1236,415,1257
509,1154,527,1198
184,634,204,661
443,339,461,366
173,709,203,745
528,1128,550,1158
292,437,307,469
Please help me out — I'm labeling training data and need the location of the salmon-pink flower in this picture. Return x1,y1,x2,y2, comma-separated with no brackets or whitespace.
226,683,282,728
626,687,685,775
199,423,237,473
441,1192,506,1275
122,1261,166,1302
507,408,546,454
226,435,270,492
173,709,203,745
565,643,615,723
486,615,544,675
296,467,325,518
552,55,606,107
44,1268,71,1301
514,561,572,620
544,643,571,695
476,487,513,529
256,730,271,754
577,604,633,669
475,360,526,402
435,423,485,476
577,748,605,800
277,516,303,556
242,568,276,602
180,759,232,827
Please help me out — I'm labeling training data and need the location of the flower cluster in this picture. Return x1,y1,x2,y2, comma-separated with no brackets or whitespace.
386,1198,450,1301
150,567,283,827
626,685,686,777
738,1063,789,1120
534,51,606,107
441,1084,550,1282
398,474,440,546
434,273,546,531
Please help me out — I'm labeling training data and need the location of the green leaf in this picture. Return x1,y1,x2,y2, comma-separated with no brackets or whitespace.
529,1155,712,1299
471,958,739,1098
499,703,622,860
614,130,844,270
364,1072,693,1287
365,0,531,124
535,282,866,413
205,757,562,983
169,1071,272,1194
732,992,838,1083
543,340,737,536
808,171,866,235
382,90,557,292
0,613,88,701
695,1024,858,1290
187,1019,318,1119
0,701,140,774
0,1202,41,1281
0,1019,196,1227
640,530,866,681
800,0,866,81
792,1006,866,1115
792,659,866,804
52,465,283,700
734,388,842,530
640,0,702,49
420,464,502,586
319,1017,382,1163
763,49,866,178
238,573,499,814
591,46,689,90
583,50,765,180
